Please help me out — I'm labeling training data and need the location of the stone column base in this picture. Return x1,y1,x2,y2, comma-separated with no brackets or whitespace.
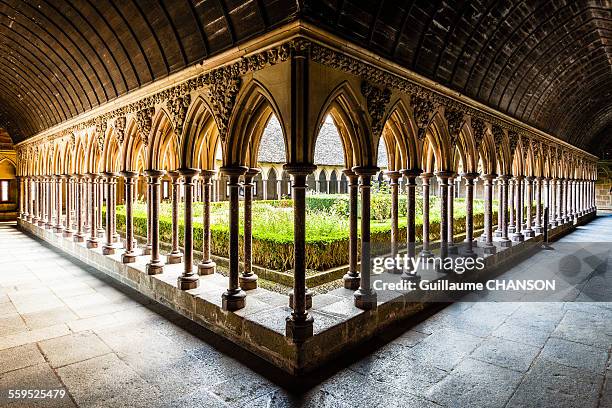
122,252,137,264
86,239,98,248
166,252,183,264
146,262,164,275
73,234,85,243
533,226,543,234
177,275,199,290
141,246,152,256
483,244,496,254
342,272,360,290
53,226,63,233
523,229,535,238
498,238,512,247
102,245,117,255
198,261,216,275
62,230,73,238
222,289,247,311
286,315,313,343
354,289,377,310
239,274,258,290
511,233,524,242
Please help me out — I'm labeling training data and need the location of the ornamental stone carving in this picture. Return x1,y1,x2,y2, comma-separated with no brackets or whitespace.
492,124,504,147
114,117,126,145
202,69,241,141
471,117,486,148
136,107,155,147
508,130,519,155
361,81,391,139
167,95,191,137
95,120,107,152
445,108,464,145
411,96,436,140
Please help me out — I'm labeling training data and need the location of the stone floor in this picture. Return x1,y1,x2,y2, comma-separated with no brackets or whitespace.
0,216,611,408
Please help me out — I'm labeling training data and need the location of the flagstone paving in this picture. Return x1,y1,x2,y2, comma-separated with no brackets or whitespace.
0,215,611,407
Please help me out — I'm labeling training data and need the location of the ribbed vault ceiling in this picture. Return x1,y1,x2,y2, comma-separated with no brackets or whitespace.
0,0,610,156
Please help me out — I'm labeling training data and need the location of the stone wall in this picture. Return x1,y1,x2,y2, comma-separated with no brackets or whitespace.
597,161,612,211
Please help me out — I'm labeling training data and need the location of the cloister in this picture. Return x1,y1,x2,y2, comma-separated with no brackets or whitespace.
0,1,610,406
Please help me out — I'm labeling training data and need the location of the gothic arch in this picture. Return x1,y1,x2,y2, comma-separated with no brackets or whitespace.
180,95,221,170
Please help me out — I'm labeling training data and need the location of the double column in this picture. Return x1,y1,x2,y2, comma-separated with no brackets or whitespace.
62,175,73,237
436,171,453,262
121,172,138,263
463,173,478,254
497,175,511,247
533,177,543,233
402,169,421,280
53,175,63,233
240,169,260,290
511,175,524,242
86,174,99,248
102,172,120,255
388,170,402,272
144,169,165,275
166,172,183,264
482,174,496,254
523,177,535,237
220,166,247,311
45,176,53,229
284,164,316,341
353,166,378,310
343,169,360,288
420,173,433,258
177,169,200,290
198,170,216,275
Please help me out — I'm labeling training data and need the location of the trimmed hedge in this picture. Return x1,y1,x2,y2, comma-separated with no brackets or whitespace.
114,197,500,272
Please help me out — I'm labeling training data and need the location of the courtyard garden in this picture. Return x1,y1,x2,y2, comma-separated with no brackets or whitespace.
115,193,497,273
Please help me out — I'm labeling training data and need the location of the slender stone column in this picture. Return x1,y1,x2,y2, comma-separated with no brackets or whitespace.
494,177,503,237
448,175,458,254
62,175,73,237
143,174,153,255
53,175,63,233
121,172,138,263
498,175,511,247
511,176,524,242
524,176,535,237
420,173,433,258
402,170,421,280
144,170,165,275
463,173,478,254
556,178,564,224
581,179,586,214
177,168,200,289
284,164,315,342
220,166,247,311
508,178,515,234
343,169,360,289
548,178,556,227
534,177,543,233
82,176,89,232
482,174,496,254
198,170,217,275
45,176,53,229
73,176,85,242
353,166,378,310
86,174,99,248
166,171,183,264
436,171,452,263
240,168,260,290
16,176,22,219
388,171,402,273
102,173,119,255
97,177,105,238
36,177,43,225
41,177,48,227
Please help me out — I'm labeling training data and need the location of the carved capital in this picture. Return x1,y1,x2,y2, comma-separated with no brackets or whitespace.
492,124,504,147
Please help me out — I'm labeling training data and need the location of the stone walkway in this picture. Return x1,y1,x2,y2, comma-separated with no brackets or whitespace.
0,216,611,408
